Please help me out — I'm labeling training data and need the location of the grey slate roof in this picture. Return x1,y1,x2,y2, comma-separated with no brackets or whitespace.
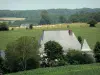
39,30,81,54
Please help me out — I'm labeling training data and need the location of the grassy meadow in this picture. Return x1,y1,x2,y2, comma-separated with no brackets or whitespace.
0,23,100,50
6,63,100,75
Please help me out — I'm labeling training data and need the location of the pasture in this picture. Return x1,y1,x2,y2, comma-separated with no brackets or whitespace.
0,23,100,50
6,63,100,75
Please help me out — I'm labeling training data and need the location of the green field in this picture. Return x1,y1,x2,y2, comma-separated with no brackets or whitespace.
6,63,100,75
0,23,100,50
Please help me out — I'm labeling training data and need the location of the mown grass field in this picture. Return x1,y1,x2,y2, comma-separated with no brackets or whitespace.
0,23,100,50
6,63,100,75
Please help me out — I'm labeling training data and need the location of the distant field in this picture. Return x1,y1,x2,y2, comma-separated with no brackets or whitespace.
0,23,100,50
0,17,25,21
6,63,100,75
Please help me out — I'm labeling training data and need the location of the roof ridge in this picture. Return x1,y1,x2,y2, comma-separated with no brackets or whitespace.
43,29,69,31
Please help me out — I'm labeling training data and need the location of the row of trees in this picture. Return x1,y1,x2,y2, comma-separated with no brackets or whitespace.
0,11,99,26
0,8,100,25
39,10,98,26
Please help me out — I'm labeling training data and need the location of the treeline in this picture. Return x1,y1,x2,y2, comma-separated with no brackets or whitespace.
0,8,100,26
69,12,100,22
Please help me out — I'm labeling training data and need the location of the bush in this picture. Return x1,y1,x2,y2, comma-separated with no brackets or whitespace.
26,27,28,30
57,59,68,66
29,24,33,29
0,57,3,70
65,50,94,64
87,19,97,27
94,41,100,62
0,22,9,31
11,28,14,30
26,58,39,70
0,57,8,74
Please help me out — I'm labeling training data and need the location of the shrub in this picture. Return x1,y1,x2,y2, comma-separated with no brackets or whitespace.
94,41,100,62
0,57,3,70
0,57,8,74
57,59,68,66
65,50,94,64
26,27,28,30
26,58,39,70
87,19,97,27
11,28,14,30
29,24,33,29
0,22,9,31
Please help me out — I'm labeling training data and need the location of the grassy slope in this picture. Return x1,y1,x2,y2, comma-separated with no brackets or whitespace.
6,63,100,75
0,23,100,50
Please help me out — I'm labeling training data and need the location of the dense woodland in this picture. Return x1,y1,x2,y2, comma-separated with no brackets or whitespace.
0,8,100,26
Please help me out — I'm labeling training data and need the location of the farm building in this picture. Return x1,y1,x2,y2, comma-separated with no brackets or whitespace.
39,30,92,56
20,24,30,28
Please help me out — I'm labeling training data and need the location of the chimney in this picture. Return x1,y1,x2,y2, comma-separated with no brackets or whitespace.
68,30,72,35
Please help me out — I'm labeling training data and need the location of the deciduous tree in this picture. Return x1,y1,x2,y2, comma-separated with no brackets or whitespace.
44,41,64,66
6,36,39,72
88,19,97,27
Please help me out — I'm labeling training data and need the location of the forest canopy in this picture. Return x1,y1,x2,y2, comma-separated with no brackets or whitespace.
0,8,100,26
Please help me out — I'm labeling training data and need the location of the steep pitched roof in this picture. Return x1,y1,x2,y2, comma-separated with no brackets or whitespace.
81,39,91,51
39,30,81,53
